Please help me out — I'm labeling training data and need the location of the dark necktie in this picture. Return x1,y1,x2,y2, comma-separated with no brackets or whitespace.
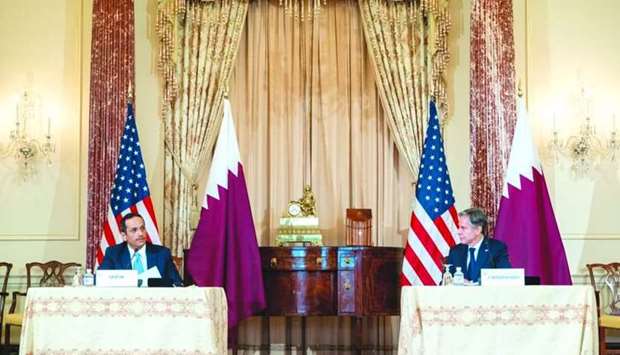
467,247,477,282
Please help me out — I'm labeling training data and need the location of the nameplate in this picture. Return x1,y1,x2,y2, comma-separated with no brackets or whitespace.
480,268,524,286
95,270,138,287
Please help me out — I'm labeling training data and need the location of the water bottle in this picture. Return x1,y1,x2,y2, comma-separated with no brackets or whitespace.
453,267,465,286
83,268,95,287
442,264,453,286
71,267,83,287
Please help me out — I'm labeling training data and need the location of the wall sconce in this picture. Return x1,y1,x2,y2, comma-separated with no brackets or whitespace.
0,90,55,178
546,89,618,177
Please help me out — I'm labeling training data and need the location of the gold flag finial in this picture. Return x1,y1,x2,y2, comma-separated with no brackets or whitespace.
517,80,523,98
128,82,134,102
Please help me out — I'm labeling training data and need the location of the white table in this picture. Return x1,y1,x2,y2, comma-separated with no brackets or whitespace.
19,286,227,355
398,285,598,355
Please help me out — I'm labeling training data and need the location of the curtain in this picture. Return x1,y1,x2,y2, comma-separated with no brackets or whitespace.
86,0,135,269
157,0,249,255
228,0,413,350
358,0,451,179
469,0,516,232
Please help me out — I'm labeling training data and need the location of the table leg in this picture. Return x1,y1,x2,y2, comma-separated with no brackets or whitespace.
285,316,292,354
351,316,362,355
260,316,270,355
301,316,307,355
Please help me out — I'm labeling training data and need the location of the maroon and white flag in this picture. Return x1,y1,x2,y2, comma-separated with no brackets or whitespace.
187,99,266,328
495,98,571,285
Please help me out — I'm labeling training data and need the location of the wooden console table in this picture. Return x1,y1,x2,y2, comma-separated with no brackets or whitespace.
260,246,403,353
184,246,403,353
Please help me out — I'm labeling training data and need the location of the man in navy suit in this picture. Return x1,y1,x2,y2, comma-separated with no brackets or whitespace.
446,208,511,283
99,213,182,287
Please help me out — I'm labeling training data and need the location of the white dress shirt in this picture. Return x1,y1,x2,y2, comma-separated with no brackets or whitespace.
127,244,148,271
466,237,484,266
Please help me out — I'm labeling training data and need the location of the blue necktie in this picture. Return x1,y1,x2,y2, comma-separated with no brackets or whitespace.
133,252,145,273
133,253,145,286
467,247,478,282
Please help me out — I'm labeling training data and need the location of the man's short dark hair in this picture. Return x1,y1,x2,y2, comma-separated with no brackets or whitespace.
120,213,144,233
459,208,488,236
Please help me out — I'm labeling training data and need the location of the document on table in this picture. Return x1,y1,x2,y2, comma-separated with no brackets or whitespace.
138,267,162,287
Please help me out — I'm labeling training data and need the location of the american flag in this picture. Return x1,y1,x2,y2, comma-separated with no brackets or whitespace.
401,101,459,286
96,103,161,266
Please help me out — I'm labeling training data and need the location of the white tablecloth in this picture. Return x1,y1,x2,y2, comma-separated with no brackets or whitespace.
398,285,598,355
19,286,227,355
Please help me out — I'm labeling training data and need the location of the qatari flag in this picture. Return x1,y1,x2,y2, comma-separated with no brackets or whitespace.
495,98,572,285
187,99,266,328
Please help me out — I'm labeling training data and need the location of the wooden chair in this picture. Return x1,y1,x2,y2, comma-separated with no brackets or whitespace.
586,263,620,355
0,263,12,355
4,261,80,352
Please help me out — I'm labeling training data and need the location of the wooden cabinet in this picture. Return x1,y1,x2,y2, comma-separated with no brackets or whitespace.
260,246,403,317
259,246,403,353
261,247,338,316
185,246,403,353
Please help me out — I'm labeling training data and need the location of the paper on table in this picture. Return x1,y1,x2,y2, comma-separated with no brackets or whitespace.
138,267,162,287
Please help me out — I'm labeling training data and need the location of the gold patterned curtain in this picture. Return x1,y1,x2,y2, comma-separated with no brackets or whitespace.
229,0,412,350
358,0,450,178
157,0,248,255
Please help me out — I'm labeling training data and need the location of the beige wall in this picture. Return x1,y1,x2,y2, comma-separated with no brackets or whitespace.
1,0,618,295
0,0,164,295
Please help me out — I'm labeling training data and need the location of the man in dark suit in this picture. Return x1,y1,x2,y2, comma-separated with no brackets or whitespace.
99,212,182,287
446,208,511,283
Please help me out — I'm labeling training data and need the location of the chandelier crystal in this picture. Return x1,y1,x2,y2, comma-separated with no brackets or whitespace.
546,89,618,177
1,90,55,178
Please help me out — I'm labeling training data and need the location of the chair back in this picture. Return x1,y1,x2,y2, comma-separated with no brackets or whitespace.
586,263,620,315
26,261,81,288
0,262,12,294
0,262,13,323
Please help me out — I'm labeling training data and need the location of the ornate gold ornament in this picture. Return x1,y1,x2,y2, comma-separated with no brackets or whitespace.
278,185,322,246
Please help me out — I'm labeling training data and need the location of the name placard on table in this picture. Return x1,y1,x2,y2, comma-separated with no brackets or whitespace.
95,270,138,287
480,268,524,286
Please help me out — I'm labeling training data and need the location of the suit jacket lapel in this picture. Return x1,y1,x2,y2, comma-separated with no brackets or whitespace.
477,238,490,269
458,245,468,272
145,243,153,271
120,243,132,270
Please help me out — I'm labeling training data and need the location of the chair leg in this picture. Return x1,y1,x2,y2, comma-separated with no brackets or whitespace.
600,326,607,355
3,324,9,354
4,324,15,355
